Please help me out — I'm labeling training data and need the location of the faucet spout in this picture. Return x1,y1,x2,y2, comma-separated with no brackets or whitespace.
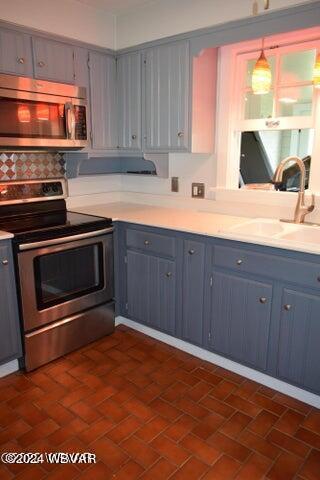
273,156,315,224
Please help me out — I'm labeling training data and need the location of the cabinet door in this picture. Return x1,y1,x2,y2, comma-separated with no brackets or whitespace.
0,28,33,76
33,37,75,83
117,53,142,150
278,288,320,393
145,41,189,151
0,242,22,365
209,272,272,371
89,52,117,150
182,240,205,345
127,250,176,335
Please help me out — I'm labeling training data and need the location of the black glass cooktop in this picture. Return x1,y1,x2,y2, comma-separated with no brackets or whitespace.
0,200,112,244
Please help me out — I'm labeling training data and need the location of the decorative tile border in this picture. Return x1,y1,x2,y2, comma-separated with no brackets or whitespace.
0,152,66,181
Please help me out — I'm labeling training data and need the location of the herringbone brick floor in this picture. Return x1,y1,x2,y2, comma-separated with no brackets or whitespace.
0,325,319,479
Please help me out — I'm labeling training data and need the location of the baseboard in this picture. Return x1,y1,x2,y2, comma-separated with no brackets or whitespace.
0,359,19,378
116,316,320,409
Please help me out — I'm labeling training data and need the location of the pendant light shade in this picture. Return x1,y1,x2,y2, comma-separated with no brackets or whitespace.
252,40,272,95
313,52,320,89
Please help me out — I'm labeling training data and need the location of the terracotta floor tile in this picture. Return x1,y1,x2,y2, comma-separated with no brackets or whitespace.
107,415,141,444
180,433,221,465
274,409,305,436
213,368,244,385
96,399,129,423
150,434,190,466
162,381,190,403
208,432,251,463
17,419,60,447
139,458,176,480
41,403,75,426
173,369,200,387
14,464,47,480
112,460,144,479
90,436,128,472
302,411,320,434
200,395,235,419
169,456,209,480
192,413,225,440
272,393,312,416
238,430,280,460
84,385,117,406
149,398,182,421
267,428,310,458
58,386,93,408
0,419,31,444
219,411,252,440
68,401,100,424
202,454,241,480
235,452,272,480
136,415,170,443
134,383,163,404
234,380,260,400
295,427,320,450
0,465,14,480
175,397,209,420
224,394,262,418
248,410,278,437
299,449,320,480
42,464,79,480
250,393,287,417
267,451,303,480
47,418,88,446
186,381,214,403
210,380,238,401
77,418,114,445
193,368,222,386
121,435,160,468
76,461,113,480
123,397,155,422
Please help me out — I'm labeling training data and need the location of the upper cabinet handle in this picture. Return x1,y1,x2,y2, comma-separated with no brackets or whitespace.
17,57,25,64
188,249,195,255
37,60,45,68
166,272,172,278
178,131,184,138
284,304,292,311
237,259,243,266
144,240,150,246
259,297,267,304
131,134,137,140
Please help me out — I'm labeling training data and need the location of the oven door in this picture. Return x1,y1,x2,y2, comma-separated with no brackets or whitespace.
0,90,87,149
17,231,113,332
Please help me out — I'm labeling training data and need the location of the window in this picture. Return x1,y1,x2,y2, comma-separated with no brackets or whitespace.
216,27,320,195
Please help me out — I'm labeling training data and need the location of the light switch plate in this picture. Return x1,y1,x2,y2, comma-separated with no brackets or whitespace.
171,177,179,192
192,183,205,198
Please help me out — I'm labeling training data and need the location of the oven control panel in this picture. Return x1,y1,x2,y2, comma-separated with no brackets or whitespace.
0,179,67,203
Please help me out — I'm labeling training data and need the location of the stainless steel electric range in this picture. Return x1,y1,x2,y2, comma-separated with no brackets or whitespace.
0,178,114,371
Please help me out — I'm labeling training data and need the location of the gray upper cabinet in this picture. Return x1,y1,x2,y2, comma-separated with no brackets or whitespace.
117,52,142,151
182,239,205,346
277,287,320,394
0,28,33,77
144,41,190,152
209,271,273,371
0,241,22,365
33,37,75,83
127,250,176,335
89,51,117,150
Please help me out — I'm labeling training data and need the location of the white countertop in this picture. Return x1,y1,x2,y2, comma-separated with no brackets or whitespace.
0,230,13,240
72,201,320,255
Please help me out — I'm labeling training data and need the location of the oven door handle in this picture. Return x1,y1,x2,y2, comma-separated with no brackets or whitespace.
19,227,113,251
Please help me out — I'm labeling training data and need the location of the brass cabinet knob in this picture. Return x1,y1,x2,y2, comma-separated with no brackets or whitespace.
17,57,25,64
2,259,8,266
259,297,267,304
144,240,150,246
177,131,184,138
37,60,45,67
284,304,292,311
237,259,243,266
188,249,195,255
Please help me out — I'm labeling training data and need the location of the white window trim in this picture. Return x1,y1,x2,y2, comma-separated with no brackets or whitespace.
214,26,320,206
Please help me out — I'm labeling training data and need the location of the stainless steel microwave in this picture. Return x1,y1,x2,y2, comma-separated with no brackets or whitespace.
0,74,88,149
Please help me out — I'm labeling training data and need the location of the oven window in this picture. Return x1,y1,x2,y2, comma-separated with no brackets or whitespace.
34,243,104,310
0,98,66,139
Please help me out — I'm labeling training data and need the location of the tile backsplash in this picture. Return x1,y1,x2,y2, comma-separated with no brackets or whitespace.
0,152,66,181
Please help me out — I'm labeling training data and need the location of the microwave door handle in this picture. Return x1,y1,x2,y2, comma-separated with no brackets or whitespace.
65,103,73,139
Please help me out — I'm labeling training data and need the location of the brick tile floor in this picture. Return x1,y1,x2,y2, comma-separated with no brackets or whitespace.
0,325,320,479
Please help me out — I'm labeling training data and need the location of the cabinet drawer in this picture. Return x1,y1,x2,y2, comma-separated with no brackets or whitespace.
126,228,176,258
214,245,320,290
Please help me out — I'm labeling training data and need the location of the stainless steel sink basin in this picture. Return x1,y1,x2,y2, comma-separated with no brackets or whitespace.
226,219,285,237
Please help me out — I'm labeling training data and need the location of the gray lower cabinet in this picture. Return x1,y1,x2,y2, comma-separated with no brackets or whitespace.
144,41,189,152
208,271,273,371
277,287,320,393
0,28,33,77
32,37,75,83
126,250,176,335
181,239,205,345
0,241,22,365
117,52,142,151
89,51,118,150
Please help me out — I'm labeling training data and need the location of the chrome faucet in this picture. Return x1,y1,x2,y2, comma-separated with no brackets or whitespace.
273,156,315,224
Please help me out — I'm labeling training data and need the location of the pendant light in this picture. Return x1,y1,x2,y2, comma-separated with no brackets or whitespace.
313,52,320,89
251,38,272,95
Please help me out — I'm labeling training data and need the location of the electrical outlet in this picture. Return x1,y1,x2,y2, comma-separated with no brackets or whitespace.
171,177,179,192
192,183,205,198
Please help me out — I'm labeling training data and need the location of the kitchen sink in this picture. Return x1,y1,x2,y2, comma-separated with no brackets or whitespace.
224,219,286,237
279,227,320,244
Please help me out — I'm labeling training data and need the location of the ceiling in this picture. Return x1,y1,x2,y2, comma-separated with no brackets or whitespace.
73,0,158,14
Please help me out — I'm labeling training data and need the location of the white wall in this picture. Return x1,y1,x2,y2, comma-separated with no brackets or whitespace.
116,0,314,49
0,0,116,49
